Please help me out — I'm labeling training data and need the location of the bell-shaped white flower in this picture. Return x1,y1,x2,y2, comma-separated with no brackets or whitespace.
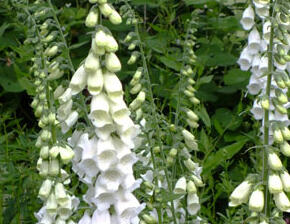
99,3,113,17
89,93,112,127
87,69,104,95
263,20,271,43
60,145,75,164
281,170,290,192
103,71,123,102
58,88,72,104
109,99,131,125
248,76,262,95
281,141,290,157
109,10,122,25
248,189,264,212
39,179,53,200
46,192,58,215
248,28,261,55
48,159,60,176
187,180,197,194
258,56,268,75
92,209,111,224
238,47,253,71
95,124,116,140
79,211,92,224
255,5,269,19
84,53,100,73
268,152,283,171
105,53,121,73
94,184,116,210
187,193,200,215
174,177,187,194
61,111,79,134
97,138,118,171
69,65,87,95
268,173,283,194
55,182,69,206
240,5,255,30
229,180,252,206
274,191,290,212
251,100,264,119
98,168,124,191
57,99,73,122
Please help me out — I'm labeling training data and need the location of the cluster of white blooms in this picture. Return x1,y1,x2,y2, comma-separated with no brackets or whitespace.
60,0,144,223
27,1,80,223
230,0,290,222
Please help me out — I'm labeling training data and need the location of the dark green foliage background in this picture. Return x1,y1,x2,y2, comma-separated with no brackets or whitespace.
0,0,268,223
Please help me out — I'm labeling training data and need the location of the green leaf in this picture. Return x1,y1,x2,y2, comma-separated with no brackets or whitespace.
196,105,211,128
0,65,24,92
197,75,214,86
158,56,182,71
224,69,251,86
160,189,184,202
185,0,216,5
203,139,248,174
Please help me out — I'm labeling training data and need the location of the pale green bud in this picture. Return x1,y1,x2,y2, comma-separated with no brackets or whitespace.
142,214,157,224
153,146,160,153
44,45,58,57
135,108,143,121
49,159,60,176
105,35,119,52
166,156,174,166
274,128,284,143
49,146,60,158
273,191,290,212
249,189,264,212
60,146,75,164
40,146,49,159
127,51,140,65
281,141,290,156
188,78,196,85
184,158,197,171
169,148,178,157
186,119,199,129
182,129,198,151
268,152,283,171
38,179,53,200
187,180,197,194
192,175,204,187
268,173,283,194
31,98,39,108
85,9,98,28
105,53,121,72
95,30,108,47
99,3,113,17
186,110,199,121
260,97,269,110
280,171,290,192
281,126,290,140
130,83,142,95
128,41,137,50
109,10,122,25
84,53,100,73
40,130,52,142
124,32,135,42
189,97,200,104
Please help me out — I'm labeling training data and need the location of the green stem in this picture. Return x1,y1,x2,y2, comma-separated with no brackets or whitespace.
48,0,75,73
135,23,178,224
263,0,274,217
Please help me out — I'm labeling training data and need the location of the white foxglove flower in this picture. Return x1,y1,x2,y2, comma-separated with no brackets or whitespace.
103,71,123,102
39,179,53,200
90,93,112,127
258,56,268,75
46,192,57,215
268,173,283,194
109,100,131,125
49,159,60,176
98,168,124,191
251,100,264,119
240,6,255,30
274,191,290,212
92,209,111,224
248,189,264,212
60,145,75,164
69,65,87,95
87,69,104,95
97,138,118,171
187,193,200,215
187,180,197,194
248,28,261,55
105,53,122,72
58,88,72,104
248,76,262,95
79,211,92,224
281,171,290,192
174,177,187,194
92,39,106,56
263,20,271,42
62,111,79,134
55,183,69,206
57,100,73,122
238,47,253,71
84,53,100,73
229,180,252,206
268,152,283,171
255,6,269,19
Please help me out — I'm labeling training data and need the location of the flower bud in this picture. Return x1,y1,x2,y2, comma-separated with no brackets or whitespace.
249,189,264,212
184,158,197,172
274,191,290,212
49,146,60,158
135,108,143,121
268,152,283,171
268,173,283,194
105,53,121,72
84,53,100,73
60,146,75,164
88,69,103,95
229,180,252,207
186,110,199,121
281,126,290,140
281,141,290,156
174,177,187,194
127,51,139,65
153,146,160,153
44,45,58,57
31,98,39,108
188,78,195,85
189,97,200,104
109,10,122,25
105,35,118,52
58,88,72,104
39,160,49,177
95,30,108,47
260,96,269,110
40,146,49,159
192,175,204,187
124,32,135,42
273,128,284,143
142,214,157,224
275,89,288,104
187,180,197,194
169,148,178,157
130,83,142,95
184,90,194,97
54,85,65,99
186,119,199,129
40,129,52,142
99,3,113,17
280,171,290,192
38,179,53,200
85,9,98,27
166,156,174,166
182,129,198,151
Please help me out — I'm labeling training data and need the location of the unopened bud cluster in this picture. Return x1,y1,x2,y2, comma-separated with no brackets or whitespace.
231,0,290,221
